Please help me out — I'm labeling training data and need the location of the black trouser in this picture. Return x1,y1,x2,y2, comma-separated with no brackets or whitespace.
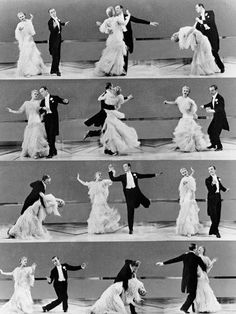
181,291,196,312
209,194,221,235
212,49,224,72
130,303,136,314
21,196,45,215
45,123,57,156
45,281,68,312
50,43,61,74
125,189,136,232
86,129,101,138
208,121,223,149
123,51,129,73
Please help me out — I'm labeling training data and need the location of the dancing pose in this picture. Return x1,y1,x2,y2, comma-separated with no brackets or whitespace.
201,84,229,151
48,8,69,76
90,277,146,314
205,165,229,238
0,257,36,314
77,172,120,234
176,168,201,237
15,12,45,77
164,85,209,152
7,90,49,159
43,256,86,312
108,163,160,234
39,86,69,158
8,194,64,239
114,259,141,314
114,5,159,74
100,86,139,155
21,174,51,215
195,3,224,73
195,246,221,312
171,24,219,75
156,243,206,314
95,7,130,76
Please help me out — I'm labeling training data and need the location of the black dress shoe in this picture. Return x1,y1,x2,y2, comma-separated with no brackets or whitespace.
56,72,61,76
83,131,90,141
180,309,190,313
104,149,116,155
221,68,225,73
53,151,57,156
46,154,53,159
216,233,221,238
215,147,223,151
129,230,133,234
207,145,215,149
42,306,48,312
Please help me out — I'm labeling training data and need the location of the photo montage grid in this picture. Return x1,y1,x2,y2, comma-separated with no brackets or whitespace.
0,1,236,314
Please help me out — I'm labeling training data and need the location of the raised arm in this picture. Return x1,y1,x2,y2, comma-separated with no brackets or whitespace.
7,102,26,114
98,92,107,101
163,100,177,105
0,269,13,276
77,173,89,186
64,262,87,271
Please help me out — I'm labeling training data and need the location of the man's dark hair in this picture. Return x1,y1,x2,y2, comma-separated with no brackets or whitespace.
40,86,48,91
42,174,50,181
48,8,55,13
105,82,112,90
210,84,218,90
189,243,197,251
209,165,216,170
119,5,124,9
197,3,205,8
127,163,131,168
52,256,59,260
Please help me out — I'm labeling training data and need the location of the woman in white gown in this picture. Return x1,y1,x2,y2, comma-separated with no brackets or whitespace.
77,172,120,234
7,194,64,239
100,86,140,155
95,7,130,76
171,24,219,75
176,167,201,237
0,256,36,314
90,277,146,314
7,89,49,159
15,12,46,77
164,85,210,152
195,246,221,312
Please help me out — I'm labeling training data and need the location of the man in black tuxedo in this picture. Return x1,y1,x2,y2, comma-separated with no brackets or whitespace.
195,3,224,73
21,174,51,215
43,256,87,312
48,8,69,76
114,5,159,74
156,243,206,314
201,84,229,151
108,163,161,234
114,259,141,314
39,86,69,158
205,165,229,238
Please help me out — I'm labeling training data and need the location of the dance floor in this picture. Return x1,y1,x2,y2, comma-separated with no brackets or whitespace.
0,221,235,243
0,58,235,79
0,298,235,313
0,139,235,161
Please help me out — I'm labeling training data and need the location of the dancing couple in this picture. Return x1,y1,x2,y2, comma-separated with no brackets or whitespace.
7,86,69,159
84,83,140,155
172,3,224,75
156,243,221,313
15,8,69,77
95,5,158,76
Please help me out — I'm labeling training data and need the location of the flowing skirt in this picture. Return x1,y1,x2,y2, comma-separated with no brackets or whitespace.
195,274,221,312
21,122,49,158
176,199,201,236
0,286,33,314
95,34,126,76
173,117,210,152
16,38,46,76
101,111,140,153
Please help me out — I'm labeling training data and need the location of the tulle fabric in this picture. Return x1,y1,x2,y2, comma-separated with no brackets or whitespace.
100,110,140,153
0,266,35,314
8,194,63,239
20,100,49,158
173,96,210,152
15,20,46,76
176,176,201,236
95,16,127,76
195,256,221,312
178,26,219,75
86,180,120,234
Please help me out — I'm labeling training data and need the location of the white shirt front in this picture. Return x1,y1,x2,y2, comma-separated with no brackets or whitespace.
212,93,218,108
57,265,65,281
45,94,52,113
53,17,60,30
212,175,219,193
126,172,135,189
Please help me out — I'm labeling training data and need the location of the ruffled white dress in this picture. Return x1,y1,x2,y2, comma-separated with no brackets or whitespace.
176,175,201,236
173,96,210,152
19,100,49,158
15,19,46,76
95,16,128,76
178,26,219,75
100,93,140,153
85,179,120,234
195,255,221,312
8,194,63,239
0,266,35,314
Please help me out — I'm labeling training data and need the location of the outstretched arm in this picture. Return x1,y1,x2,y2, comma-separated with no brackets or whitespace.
7,103,25,114
130,15,159,26
64,262,87,271
56,96,69,105
77,174,89,186
0,269,13,276
163,100,177,105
